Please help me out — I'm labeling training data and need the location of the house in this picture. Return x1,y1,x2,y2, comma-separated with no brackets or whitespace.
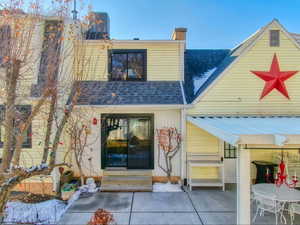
184,19,300,224
2,12,300,224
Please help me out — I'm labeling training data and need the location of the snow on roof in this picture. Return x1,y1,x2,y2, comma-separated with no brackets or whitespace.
193,67,217,94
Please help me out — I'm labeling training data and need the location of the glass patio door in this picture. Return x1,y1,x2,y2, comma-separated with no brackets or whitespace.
127,117,152,169
102,114,154,169
104,118,128,167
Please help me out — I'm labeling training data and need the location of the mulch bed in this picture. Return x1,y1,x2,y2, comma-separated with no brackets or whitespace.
9,191,62,204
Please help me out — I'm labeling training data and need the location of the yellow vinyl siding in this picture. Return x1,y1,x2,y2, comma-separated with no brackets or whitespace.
82,41,183,81
59,107,182,177
186,122,220,179
187,122,219,153
188,23,300,115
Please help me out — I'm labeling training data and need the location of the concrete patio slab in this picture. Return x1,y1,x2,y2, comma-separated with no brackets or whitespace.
59,212,130,225
199,212,236,225
59,212,92,225
188,188,236,212
130,212,202,225
58,186,300,225
67,192,133,213
132,192,194,212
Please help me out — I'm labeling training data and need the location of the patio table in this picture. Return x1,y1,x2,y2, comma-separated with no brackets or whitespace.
252,183,300,202
253,183,300,224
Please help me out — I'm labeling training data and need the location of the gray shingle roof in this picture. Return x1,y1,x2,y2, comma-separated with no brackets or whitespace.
72,81,184,105
184,49,230,103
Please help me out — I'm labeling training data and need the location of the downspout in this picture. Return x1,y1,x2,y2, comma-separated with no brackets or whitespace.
180,108,187,183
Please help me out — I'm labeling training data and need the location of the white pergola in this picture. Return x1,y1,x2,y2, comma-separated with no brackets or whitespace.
187,116,300,225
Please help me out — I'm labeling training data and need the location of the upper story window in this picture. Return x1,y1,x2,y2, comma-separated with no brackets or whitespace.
109,50,147,81
270,30,280,47
0,25,11,67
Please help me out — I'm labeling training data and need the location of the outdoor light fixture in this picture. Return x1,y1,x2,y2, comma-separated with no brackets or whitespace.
92,118,98,125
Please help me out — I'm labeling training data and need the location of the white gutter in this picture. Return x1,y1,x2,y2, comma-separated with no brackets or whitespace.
180,108,187,182
180,81,187,105
85,40,185,44
75,104,193,109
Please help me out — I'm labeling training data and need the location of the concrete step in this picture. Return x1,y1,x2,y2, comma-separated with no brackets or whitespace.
101,174,153,192
100,184,152,192
103,169,152,177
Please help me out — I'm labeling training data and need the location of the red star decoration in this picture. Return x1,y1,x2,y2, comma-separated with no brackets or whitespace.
251,54,298,99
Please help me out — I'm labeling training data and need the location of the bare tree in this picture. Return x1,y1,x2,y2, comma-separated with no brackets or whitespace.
156,127,181,183
65,113,98,186
0,0,108,216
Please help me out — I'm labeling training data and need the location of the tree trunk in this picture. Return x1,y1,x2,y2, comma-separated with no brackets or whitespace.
1,60,21,172
49,89,79,167
167,156,172,183
42,94,57,163
164,152,172,183
0,188,10,221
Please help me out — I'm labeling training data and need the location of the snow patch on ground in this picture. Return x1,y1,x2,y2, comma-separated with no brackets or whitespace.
193,67,217,94
4,199,67,224
153,182,183,192
4,183,99,224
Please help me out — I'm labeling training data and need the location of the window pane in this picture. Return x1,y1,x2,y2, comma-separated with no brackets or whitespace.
15,106,32,148
111,53,127,80
270,30,279,47
0,25,11,66
230,150,235,158
225,150,229,158
224,142,237,158
128,53,144,80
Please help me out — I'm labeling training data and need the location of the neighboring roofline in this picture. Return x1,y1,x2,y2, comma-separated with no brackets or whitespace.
74,104,192,109
191,19,300,105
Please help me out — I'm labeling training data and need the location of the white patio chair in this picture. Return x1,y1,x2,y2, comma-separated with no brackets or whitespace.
289,203,300,225
252,191,286,225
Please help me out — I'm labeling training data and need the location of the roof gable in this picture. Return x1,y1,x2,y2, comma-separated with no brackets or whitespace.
190,19,300,105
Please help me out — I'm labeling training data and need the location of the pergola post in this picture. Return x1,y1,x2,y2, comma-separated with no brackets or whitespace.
237,145,251,225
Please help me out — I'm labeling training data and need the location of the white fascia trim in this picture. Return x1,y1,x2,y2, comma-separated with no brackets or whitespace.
273,19,300,50
112,40,185,43
187,116,240,145
180,81,187,105
85,40,185,44
76,104,192,109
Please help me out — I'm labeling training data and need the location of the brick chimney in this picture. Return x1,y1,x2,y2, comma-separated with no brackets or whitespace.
171,27,187,40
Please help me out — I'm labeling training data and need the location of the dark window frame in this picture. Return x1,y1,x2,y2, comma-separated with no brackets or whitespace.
0,105,32,148
108,49,147,81
101,113,154,169
270,30,280,47
224,142,237,159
